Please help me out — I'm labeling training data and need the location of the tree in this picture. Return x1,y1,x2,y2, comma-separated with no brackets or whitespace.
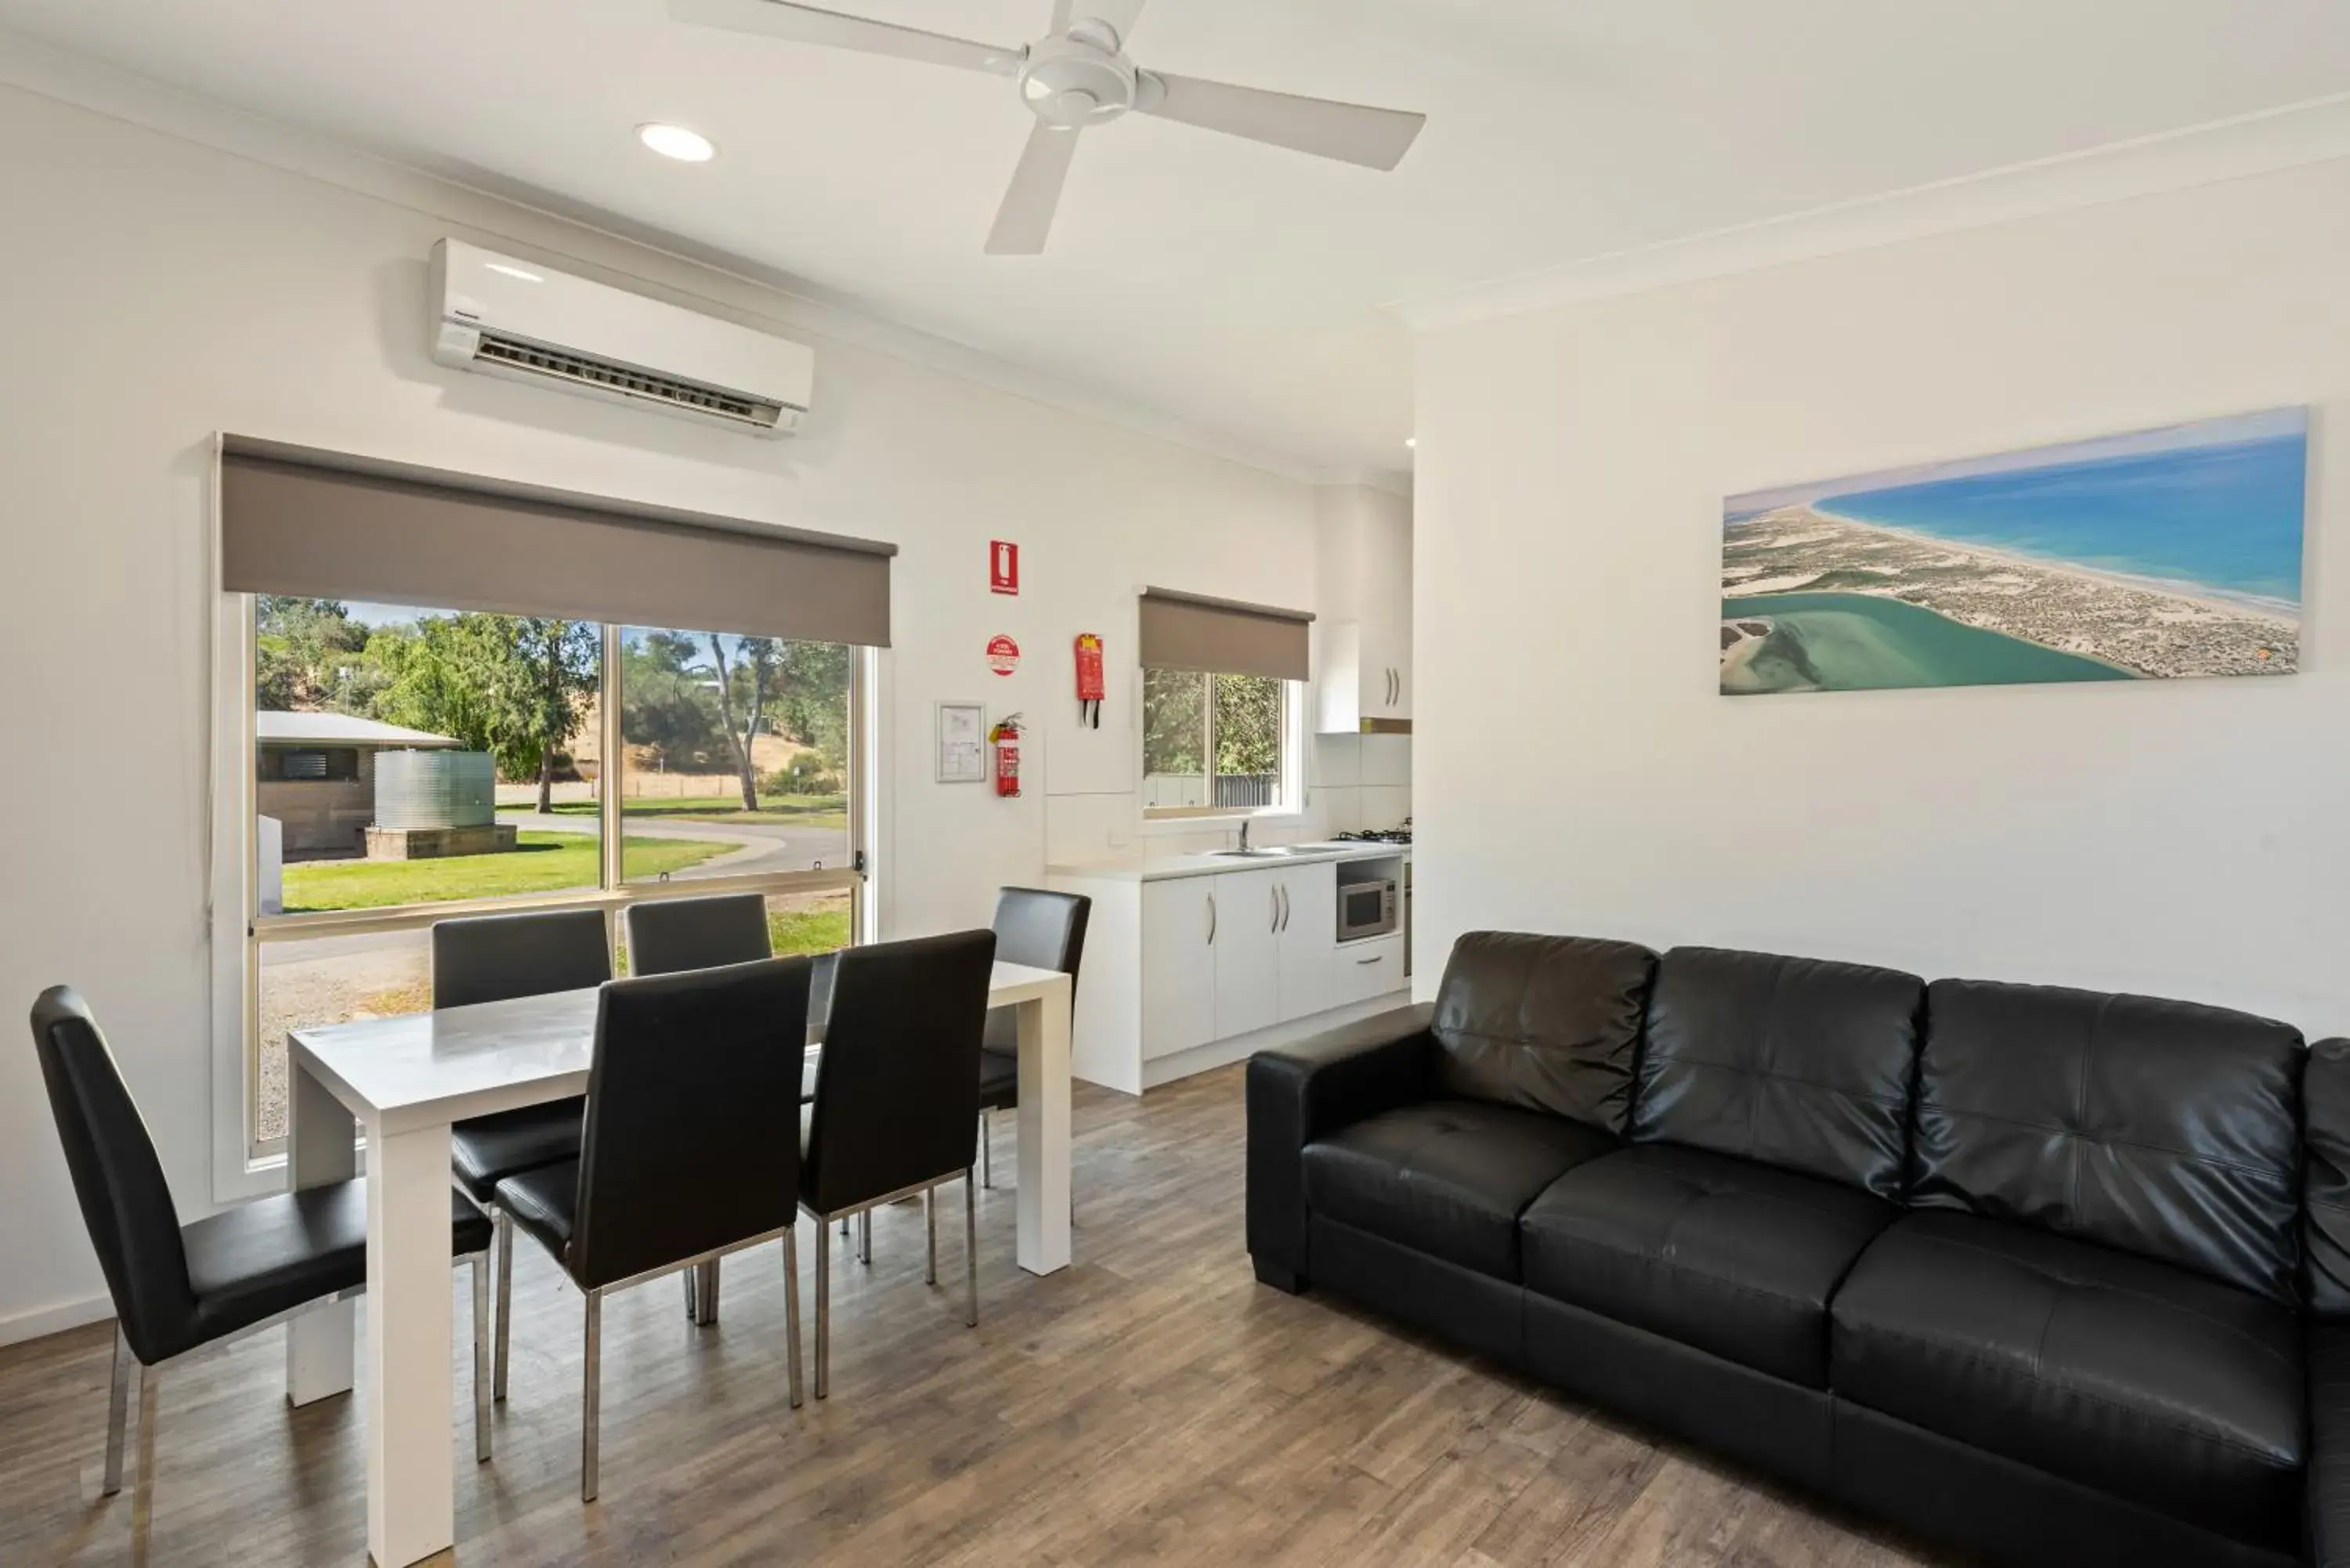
516,620,601,813
371,613,598,810
1213,674,1284,779
706,634,780,811
1143,668,1206,779
254,596,366,710
619,632,723,771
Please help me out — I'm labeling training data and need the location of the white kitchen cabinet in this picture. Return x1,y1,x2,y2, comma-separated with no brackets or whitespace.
1212,867,1283,1040
1054,847,1412,1094
1314,486,1412,732
1141,876,1217,1060
1275,863,1338,1021
1329,934,1407,1010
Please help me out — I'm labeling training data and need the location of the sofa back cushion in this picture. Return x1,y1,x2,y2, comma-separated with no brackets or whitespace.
1430,933,1658,1134
1629,947,1924,1198
1914,978,2303,1305
2301,1039,2350,1317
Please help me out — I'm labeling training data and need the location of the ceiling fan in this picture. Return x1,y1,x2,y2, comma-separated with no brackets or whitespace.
667,0,1428,255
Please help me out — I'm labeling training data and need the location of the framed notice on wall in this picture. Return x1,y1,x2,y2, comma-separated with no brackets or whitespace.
936,701,987,783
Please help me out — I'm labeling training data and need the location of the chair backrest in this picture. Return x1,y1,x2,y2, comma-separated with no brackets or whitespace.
982,888,1091,1053
569,959,812,1290
624,894,772,979
1632,946,1925,1201
30,988,197,1364
1430,931,1658,1133
432,908,611,1010
1913,977,2303,1304
804,930,998,1214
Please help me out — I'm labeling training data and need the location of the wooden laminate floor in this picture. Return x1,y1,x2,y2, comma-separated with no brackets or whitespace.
0,1067,1954,1566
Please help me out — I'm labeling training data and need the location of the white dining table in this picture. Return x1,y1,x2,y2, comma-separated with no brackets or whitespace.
284,958,1074,1568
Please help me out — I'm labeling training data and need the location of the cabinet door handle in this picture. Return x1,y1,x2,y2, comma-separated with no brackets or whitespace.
1271,883,1281,934
1357,955,1384,966
1206,892,1217,946
1278,883,1290,932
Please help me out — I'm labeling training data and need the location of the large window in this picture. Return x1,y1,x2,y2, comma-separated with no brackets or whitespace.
247,597,863,1154
1142,669,1296,816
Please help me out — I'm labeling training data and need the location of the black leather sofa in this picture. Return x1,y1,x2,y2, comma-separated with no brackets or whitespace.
1248,932,2350,1568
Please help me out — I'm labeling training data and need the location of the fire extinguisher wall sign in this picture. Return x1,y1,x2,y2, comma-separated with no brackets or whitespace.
989,714,1024,797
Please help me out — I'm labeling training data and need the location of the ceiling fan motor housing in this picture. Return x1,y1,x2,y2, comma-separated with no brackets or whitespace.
1019,27,1137,128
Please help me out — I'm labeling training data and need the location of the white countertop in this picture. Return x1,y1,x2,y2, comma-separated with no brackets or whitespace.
1047,843,1410,883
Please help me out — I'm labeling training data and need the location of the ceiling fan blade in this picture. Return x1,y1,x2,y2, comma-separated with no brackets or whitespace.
1135,72,1425,170
985,122,1083,255
667,0,1021,76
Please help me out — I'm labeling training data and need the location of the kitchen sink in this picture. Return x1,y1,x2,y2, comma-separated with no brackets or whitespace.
1209,847,1292,858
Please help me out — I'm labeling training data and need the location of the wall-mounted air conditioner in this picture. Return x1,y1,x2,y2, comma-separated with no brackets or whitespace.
428,238,812,436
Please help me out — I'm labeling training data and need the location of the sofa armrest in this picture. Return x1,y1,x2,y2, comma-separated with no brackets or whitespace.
1245,1003,1435,1293
2313,1325,2350,1566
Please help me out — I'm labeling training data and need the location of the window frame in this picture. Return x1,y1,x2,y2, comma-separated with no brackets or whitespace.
1139,667,1307,825
233,613,872,1167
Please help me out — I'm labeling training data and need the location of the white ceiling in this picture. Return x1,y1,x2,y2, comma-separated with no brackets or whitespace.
6,1,2350,478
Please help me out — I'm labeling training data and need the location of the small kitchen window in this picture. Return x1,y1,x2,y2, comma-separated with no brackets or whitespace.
1137,588,1311,821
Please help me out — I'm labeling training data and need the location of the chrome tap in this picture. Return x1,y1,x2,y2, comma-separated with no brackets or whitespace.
1238,819,1252,854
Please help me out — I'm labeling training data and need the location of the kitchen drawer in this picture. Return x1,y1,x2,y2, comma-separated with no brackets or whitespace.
1329,934,1406,1010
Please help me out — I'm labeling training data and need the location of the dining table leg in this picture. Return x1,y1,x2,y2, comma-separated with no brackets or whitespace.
286,1058,356,1406
365,1117,457,1567
1013,974,1074,1275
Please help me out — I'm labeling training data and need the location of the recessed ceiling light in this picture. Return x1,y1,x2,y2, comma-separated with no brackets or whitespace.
638,123,716,163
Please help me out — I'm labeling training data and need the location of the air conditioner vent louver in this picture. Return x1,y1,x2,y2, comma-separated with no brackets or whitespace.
474,333,786,429
430,239,812,437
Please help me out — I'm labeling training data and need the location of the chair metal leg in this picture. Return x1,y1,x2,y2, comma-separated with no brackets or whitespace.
581,1288,602,1503
839,1216,850,1237
982,1111,992,1190
925,1187,938,1285
103,1325,132,1496
683,1268,696,1321
783,1227,805,1410
964,1169,979,1328
471,1254,492,1464
493,1208,514,1404
696,1259,721,1325
859,1209,871,1266
814,1217,831,1400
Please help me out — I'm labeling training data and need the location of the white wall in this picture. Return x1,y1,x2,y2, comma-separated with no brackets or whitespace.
1413,156,2350,1035
0,80,1315,1340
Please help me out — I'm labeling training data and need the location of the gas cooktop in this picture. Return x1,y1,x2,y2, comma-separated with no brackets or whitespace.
1332,828,1412,846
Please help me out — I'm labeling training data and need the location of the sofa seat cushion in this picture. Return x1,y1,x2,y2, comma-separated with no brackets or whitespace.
1520,1143,1896,1386
1832,1210,2303,1549
1303,1100,1617,1281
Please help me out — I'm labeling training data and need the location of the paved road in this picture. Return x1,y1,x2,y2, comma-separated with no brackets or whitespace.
499,808,850,878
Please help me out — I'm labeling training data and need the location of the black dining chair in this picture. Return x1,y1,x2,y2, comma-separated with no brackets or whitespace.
491,958,812,1501
31,986,494,1495
434,907,611,1402
976,888,1090,1189
624,892,775,1326
800,930,997,1398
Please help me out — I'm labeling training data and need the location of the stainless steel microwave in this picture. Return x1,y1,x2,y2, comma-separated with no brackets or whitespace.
1337,878,1400,943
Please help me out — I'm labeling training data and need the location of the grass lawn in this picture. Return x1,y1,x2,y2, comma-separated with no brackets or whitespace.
767,904,850,956
541,794,848,829
281,832,732,912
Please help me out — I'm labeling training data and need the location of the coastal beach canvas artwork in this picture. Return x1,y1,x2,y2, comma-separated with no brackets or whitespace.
1719,409,2307,695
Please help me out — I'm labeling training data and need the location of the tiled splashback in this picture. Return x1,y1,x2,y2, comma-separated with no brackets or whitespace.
1041,731,1411,865
1309,732,1411,836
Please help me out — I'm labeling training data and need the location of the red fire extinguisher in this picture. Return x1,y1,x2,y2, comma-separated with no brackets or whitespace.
989,714,1024,798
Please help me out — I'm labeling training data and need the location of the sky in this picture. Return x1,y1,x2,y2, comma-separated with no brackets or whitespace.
1726,406,2308,515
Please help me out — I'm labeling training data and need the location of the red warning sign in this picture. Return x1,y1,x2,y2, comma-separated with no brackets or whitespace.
986,634,1021,676
989,540,1020,595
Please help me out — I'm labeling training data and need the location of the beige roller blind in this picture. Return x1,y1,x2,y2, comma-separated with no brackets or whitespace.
219,438,895,647
1137,588,1312,681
